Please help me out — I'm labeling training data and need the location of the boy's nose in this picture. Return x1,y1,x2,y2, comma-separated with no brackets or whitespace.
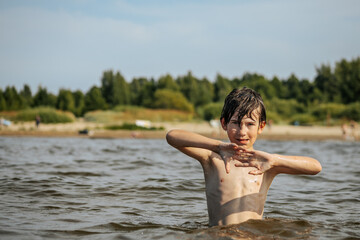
238,126,246,136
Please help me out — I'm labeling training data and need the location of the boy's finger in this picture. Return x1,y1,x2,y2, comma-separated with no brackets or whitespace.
243,150,255,154
230,143,238,149
235,150,252,155
225,161,230,173
224,158,231,173
233,157,250,162
235,163,250,167
248,170,263,175
235,147,254,153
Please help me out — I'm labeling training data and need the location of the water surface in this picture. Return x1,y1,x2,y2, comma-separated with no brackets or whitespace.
0,137,359,239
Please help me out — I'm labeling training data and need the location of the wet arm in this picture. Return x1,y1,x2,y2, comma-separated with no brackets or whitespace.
270,154,322,175
166,129,238,172
234,150,322,175
166,129,221,162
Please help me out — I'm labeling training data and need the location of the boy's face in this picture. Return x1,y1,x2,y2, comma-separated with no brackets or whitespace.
221,109,265,150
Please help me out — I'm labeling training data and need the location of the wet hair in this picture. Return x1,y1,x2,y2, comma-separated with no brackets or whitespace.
220,87,266,126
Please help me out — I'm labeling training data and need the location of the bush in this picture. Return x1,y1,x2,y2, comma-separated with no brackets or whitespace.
113,105,145,112
199,102,223,121
105,123,164,131
265,98,306,118
310,103,347,121
290,113,317,126
15,107,75,123
152,89,194,112
342,102,360,121
84,109,193,123
265,111,282,124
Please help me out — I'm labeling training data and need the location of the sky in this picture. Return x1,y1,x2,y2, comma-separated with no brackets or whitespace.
0,0,360,94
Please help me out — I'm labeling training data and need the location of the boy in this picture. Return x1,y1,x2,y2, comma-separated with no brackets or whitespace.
166,87,322,227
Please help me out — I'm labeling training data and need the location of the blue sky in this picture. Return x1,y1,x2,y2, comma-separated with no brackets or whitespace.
1,0,359,93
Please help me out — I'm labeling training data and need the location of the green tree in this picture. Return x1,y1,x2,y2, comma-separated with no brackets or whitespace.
56,89,75,112
177,71,200,105
335,57,360,104
84,86,107,111
101,70,130,107
33,86,57,107
238,73,276,100
157,74,179,91
196,78,215,107
284,74,303,101
270,77,287,99
130,77,149,105
314,64,340,103
20,84,33,107
298,79,313,105
0,88,7,111
214,73,233,102
101,70,114,105
72,90,85,117
112,71,130,106
3,86,24,110
140,78,157,108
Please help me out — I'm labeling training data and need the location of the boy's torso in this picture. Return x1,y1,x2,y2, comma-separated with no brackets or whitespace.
202,152,276,226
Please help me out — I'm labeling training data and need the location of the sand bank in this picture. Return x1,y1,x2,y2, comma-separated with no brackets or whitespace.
1,120,358,141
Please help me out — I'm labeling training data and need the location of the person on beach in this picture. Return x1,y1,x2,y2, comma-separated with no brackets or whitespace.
35,115,41,128
166,87,322,226
349,120,358,141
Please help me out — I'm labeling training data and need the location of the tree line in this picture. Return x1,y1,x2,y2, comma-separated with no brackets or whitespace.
1,57,359,122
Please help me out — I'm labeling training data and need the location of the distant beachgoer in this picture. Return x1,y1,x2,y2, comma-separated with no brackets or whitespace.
166,87,322,226
35,115,41,128
341,123,349,140
131,131,142,138
349,120,358,140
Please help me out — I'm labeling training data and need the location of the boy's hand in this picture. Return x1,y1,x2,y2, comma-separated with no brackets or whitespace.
218,142,240,174
233,149,274,175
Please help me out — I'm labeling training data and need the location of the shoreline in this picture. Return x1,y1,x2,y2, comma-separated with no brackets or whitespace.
0,121,358,141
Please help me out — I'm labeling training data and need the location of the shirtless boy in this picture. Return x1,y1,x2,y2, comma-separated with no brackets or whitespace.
166,87,322,226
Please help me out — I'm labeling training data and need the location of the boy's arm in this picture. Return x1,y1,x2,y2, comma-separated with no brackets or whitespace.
234,150,322,175
270,154,322,175
166,129,239,172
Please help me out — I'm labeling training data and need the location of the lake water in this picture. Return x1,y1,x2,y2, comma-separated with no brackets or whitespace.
0,136,359,239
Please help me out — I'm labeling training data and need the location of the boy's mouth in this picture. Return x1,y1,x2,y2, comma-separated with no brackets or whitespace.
237,139,249,144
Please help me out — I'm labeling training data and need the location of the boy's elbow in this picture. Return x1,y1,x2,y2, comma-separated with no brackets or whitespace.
311,161,322,175
166,129,177,146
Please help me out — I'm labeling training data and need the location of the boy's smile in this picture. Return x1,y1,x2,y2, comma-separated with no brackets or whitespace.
221,109,265,150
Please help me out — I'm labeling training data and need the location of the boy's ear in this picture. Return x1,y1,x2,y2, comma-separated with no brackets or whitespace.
221,118,227,130
258,121,266,134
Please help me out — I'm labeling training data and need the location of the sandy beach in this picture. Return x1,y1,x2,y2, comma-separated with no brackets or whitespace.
0,120,358,141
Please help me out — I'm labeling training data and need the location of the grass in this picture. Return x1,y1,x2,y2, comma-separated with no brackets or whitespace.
105,123,165,131
84,107,194,124
14,107,75,123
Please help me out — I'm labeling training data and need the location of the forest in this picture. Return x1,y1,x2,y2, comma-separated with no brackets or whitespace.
1,57,359,125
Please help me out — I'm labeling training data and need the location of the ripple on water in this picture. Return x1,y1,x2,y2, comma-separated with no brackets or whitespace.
0,137,359,239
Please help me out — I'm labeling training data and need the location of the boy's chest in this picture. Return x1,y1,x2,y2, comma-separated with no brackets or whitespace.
204,160,265,199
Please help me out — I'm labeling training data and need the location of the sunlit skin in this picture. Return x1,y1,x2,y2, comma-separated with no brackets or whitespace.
166,109,322,226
